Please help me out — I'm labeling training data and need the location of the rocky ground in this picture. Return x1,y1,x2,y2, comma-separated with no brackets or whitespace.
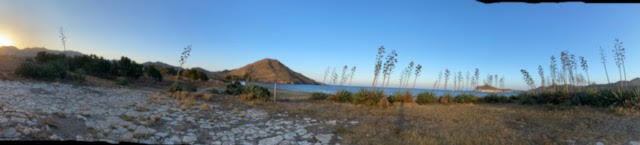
0,80,350,144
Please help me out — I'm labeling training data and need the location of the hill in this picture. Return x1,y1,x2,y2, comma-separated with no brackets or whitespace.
0,46,83,57
142,61,180,69
216,58,320,85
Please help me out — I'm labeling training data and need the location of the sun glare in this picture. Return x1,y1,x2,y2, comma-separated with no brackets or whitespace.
0,35,13,46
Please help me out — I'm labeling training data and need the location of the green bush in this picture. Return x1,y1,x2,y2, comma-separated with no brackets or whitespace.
416,92,437,105
225,81,244,95
115,77,129,86
182,68,209,81
241,85,271,101
351,89,385,105
310,92,329,100
481,94,512,103
335,90,353,103
23,51,148,82
15,60,67,81
454,94,478,103
144,65,163,82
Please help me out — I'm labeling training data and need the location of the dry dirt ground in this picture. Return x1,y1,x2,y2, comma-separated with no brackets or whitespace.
254,97,640,145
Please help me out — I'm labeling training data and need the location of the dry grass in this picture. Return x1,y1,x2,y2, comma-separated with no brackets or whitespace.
39,117,59,129
245,100,640,145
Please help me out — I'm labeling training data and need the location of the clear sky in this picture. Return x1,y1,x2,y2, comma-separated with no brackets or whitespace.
1,0,639,90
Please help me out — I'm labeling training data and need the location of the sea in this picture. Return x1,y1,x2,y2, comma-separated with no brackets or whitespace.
253,83,518,97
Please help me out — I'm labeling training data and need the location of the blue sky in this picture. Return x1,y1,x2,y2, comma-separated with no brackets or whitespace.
1,0,639,90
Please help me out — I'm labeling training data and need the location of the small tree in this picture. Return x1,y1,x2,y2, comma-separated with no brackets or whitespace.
59,27,67,54
537,65,545,88
599,47,611,84
444,69,450,90
413,64,422,89
174,45,192,87
349,66,356,86
434,71,442,90
613,39,627,88
473,68,480,88
560,51,570,88
520,69,536,90
145,65,163,82
371,46,386,91
579,56,590,85
403,61,415,89
549,55,558,87
339,65,348,87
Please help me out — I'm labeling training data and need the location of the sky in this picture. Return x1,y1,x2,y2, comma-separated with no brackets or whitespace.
1,0,639,90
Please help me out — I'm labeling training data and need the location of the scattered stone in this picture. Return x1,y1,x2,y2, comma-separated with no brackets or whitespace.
283,132,297,140
119,132,133,141
596,142,604,145
630,141,640,145
183,133,198,143
326,120,337,126
315,134,333,144
259,135,284,145
295,128,307,136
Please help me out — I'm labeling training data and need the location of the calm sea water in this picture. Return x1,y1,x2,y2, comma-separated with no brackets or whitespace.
253,83,517,97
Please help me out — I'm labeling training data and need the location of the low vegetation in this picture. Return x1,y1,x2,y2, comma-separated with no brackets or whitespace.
415,92,437,104
224,80,272,101
15,51,210,85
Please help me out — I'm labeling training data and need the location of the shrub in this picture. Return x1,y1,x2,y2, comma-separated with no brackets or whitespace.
416,92,437,105
144,65,163,82
481,94,512,103
115,77,128,86
439,94,454,104
454,94,478,103
183,68,209,81
15,60,67,81
225,81,244,95
515,93,537,105
335,90,353,103
389,91,414,104
352,89,385,105
240,85,271,101
310,92,329,100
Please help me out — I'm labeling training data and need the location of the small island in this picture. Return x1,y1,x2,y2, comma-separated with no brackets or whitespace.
474,84,514,93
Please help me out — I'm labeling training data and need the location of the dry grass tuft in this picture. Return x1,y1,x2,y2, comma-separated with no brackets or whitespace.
203,93,213,102
39,118,59,129
200,103,210,111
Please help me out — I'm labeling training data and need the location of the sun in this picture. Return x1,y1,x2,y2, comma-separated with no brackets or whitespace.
0,35,13,46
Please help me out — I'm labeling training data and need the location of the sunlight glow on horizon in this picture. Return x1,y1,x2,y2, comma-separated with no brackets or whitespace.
0,35,13,46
